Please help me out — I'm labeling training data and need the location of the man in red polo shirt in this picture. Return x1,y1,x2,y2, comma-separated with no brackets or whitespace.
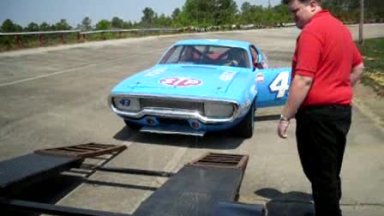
277,0,364,215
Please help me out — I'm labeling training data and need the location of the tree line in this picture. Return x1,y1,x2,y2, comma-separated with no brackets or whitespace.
323,0,383,23
1,0,383,33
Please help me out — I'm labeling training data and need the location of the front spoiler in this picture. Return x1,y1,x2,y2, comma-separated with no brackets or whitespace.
140,125,206,137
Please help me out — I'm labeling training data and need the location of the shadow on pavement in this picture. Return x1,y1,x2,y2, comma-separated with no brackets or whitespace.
113,126,244,149
255,188,315,216
255,114,281,121
3,174,83,216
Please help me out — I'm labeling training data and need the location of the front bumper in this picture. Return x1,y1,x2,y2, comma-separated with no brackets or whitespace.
111,107,239,124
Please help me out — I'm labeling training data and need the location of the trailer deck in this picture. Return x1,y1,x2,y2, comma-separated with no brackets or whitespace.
0,144,265,216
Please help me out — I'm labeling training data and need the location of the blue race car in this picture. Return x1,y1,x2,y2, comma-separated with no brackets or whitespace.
108,39,291,138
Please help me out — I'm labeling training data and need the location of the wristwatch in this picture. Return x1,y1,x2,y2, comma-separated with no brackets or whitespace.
280,114,290,122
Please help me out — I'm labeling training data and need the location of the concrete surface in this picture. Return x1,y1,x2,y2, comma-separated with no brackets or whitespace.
0,24,384,216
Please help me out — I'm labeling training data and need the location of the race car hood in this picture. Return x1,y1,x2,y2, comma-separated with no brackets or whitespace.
111,64,249,100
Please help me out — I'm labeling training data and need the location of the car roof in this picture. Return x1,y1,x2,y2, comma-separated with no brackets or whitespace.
174,39,252,50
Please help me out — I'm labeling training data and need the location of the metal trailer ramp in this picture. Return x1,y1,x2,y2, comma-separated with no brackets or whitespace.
132,153,265,216
0,143,126,195
0,153,82,195
0,148,265,216
0,143,127,216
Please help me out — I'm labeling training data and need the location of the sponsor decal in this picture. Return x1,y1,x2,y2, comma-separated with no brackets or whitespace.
220,71,236,81
160,77,202,87
250,84,257,95
144,68,166,77
256,73,264,83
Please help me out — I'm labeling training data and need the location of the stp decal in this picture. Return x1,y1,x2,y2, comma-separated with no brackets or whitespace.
160,77,202,87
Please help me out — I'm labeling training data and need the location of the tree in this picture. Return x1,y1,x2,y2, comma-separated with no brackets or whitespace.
172,8,181,20
238,3,263,24
240,1,252,12
81,17,92,31
183,0,215,26
180,0,238,26
141,7,157,27
54,19,72,30
95,19,111,30
25,22,39,32
214,0,238,25
39,22,52,31
1,19,22,32
123,21,134,29
111,17,124,29
272,4,291,23
156,14,172,27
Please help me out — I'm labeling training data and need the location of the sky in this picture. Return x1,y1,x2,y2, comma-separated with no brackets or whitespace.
0,0,281,27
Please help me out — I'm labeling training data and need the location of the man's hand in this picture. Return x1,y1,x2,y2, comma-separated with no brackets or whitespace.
277,119,290,138
277,74,312,139
350,62,364,86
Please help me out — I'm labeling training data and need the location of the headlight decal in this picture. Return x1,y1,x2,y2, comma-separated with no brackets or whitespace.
119,98,131,107
113,97,141,112
204,102,235,118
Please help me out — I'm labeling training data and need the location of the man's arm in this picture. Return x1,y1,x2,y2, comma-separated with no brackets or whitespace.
281,74,313,120
350,63,364,86
278,74,313,138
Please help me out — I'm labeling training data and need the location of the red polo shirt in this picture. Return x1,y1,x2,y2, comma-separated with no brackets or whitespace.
292,10,363,106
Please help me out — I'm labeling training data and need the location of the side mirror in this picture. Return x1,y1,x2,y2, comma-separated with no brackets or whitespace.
253,61,263,70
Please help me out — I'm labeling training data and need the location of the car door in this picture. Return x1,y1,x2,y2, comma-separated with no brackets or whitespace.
249,45,292,108
255,67,292,108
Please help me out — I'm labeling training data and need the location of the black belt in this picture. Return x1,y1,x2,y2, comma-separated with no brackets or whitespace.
299,104,351,112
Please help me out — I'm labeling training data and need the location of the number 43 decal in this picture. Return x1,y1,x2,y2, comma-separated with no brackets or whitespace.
269,72,290,98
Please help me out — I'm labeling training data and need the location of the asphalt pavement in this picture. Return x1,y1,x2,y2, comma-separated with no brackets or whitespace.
0,24,383,216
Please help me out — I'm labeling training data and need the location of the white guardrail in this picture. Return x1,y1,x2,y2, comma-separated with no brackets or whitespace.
0,28,180,36
0,28,182,48
0,30,81,36
0,24,294,48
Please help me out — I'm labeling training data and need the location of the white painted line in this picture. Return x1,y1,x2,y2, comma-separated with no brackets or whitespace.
0,64,95,87
122,140,134,148
150,146,189,187
130,144,189,212
162,146,189,173
0,52,137,88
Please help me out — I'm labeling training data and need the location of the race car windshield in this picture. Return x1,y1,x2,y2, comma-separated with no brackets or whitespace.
159,45,250,68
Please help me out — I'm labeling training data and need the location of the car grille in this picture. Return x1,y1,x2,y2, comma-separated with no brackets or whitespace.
140,98,204,114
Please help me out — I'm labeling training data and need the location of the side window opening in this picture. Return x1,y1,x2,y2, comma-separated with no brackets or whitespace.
250,46,264,69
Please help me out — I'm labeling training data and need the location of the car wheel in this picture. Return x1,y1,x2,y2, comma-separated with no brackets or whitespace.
124,120,141,130
234,102,255,138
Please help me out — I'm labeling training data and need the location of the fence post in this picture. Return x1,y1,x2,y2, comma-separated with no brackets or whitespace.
60,34,65,44
15,35,22,48
39,34,45,46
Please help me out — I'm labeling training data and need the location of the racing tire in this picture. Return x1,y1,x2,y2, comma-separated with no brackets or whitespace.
124,120,141,130
234,103,255,138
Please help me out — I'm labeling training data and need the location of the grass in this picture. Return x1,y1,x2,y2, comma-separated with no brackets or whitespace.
357,37,384,96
